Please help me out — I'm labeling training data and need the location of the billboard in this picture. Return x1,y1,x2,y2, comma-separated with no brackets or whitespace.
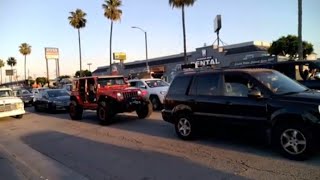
113,52,126,61
45,47,59,59
214,15,222,33
5,70,14,76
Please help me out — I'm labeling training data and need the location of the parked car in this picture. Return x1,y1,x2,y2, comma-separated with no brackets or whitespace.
0,88,25,119
34,89,70,113
32,87,48,102
14,89,34,106
162,68,320,160
69,75,152,125
62,83,72,93
128,78,169,110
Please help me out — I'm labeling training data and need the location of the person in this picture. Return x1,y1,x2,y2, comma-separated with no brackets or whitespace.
88,83,96,102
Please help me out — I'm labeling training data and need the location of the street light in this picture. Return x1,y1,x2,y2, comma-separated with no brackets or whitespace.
132,26,149,72
87,63,92,71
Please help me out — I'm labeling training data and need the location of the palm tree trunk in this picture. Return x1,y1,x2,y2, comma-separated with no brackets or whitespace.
109,21,113,75
24,55,26,81
78,28,83,76
182,5,187,64
0,68,2,85
298,0,303,60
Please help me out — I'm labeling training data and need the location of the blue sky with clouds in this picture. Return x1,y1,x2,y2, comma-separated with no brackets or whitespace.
0,0,319,79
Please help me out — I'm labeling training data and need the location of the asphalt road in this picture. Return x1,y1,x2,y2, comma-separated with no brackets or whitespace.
0,107,319,180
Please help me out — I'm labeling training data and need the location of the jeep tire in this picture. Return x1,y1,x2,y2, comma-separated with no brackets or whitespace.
136,101,152,119
97,101,114,125
69,100,83,120
273,123,315,160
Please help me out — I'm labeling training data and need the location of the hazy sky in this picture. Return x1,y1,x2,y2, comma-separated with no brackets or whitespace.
0,0,319,79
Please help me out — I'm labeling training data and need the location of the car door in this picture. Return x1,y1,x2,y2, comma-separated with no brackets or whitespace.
221,72,269,128
189,72,226,126
37,92,48,109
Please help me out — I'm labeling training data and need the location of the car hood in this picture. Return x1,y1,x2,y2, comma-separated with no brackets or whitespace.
50,96,70,102
277,90,320,103
0,97,23,104
150,86,169,92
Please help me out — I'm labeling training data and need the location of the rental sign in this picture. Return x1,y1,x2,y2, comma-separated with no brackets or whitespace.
45,48,59,59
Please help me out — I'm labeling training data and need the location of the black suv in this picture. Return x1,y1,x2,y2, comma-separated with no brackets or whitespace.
162,68,320,160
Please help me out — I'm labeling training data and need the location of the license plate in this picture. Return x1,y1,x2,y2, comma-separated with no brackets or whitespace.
132,100,141,104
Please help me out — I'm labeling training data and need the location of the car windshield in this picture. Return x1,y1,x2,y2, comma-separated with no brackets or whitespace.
98,77,126,86
47,90,69,98
145,80,169,88
0,90,14,97
252,71,308,95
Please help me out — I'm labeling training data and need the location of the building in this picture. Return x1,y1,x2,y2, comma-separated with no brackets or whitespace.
93,41,272,82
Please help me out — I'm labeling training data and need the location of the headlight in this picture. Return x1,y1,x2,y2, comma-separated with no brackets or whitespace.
117,92,122,97
16,102,24,109
160,91,167,95
137,91,142,95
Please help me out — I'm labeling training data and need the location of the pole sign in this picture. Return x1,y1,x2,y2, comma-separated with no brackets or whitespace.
45,48,59,59
5,70,13,76
113,52,126,61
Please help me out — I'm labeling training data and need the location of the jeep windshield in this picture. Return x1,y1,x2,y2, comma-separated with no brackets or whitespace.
145,80,169,88
252,71,308,95
98,77,126,86
0,90,14,97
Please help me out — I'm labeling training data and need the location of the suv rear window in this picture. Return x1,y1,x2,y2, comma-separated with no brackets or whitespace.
168,75,192,95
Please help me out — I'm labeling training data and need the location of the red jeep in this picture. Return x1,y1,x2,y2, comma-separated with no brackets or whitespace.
69,75,152,125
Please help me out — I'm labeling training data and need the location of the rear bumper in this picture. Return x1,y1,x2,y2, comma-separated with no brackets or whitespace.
0,109,25,118
161,109,174,123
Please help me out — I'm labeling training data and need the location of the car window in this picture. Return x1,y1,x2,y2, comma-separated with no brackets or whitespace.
195,73,220,96
168,75,192,95
145,80,169,88
224,73,251,97
0,90,14,97
47,90,69,98
98,77,125,86
129,81,137,87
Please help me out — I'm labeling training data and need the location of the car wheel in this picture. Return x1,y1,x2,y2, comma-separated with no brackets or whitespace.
69,101,83,120
97,101,114,125
14,115,23,119
273,124,314,160
174,114,196,140
150,96,161,110
136,101,152,119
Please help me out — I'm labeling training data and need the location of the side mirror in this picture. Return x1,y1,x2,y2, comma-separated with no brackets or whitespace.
248,89,262,98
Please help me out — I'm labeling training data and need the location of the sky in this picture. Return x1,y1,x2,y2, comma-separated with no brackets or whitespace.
0,0,319,81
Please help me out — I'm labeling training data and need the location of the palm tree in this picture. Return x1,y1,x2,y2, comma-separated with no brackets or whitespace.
0,59,5,84
68,9,87,76
102,0,122,75
19,43,31,81
7,57,17,83
169,0,196,64
298,0,303,60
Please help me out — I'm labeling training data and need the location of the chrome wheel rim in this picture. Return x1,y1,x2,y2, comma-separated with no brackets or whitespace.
280,129,307,155
177,118,191,136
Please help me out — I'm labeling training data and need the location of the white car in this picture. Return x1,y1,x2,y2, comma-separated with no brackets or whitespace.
31,87,48,101
128,78,169,110
0,88,25,119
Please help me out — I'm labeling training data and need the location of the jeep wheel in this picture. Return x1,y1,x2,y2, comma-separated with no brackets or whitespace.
97,101,114,125
69,101,83,120
273,124,314,160
150,96,161,110
136,102,152,119
175,114,196,140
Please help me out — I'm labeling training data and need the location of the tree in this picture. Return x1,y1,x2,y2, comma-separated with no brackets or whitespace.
36,77,48,86
75,70,92,77
7,57,17,83
268,35,313,60
169,0,196,64
19,43,31,81
0,59,4,84
102,0,122,75
298,0,303,60
68,9,87,77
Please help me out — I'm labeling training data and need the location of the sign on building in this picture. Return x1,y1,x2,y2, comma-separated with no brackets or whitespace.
195,57,220,68
45,48,59,59
113,52,126,61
